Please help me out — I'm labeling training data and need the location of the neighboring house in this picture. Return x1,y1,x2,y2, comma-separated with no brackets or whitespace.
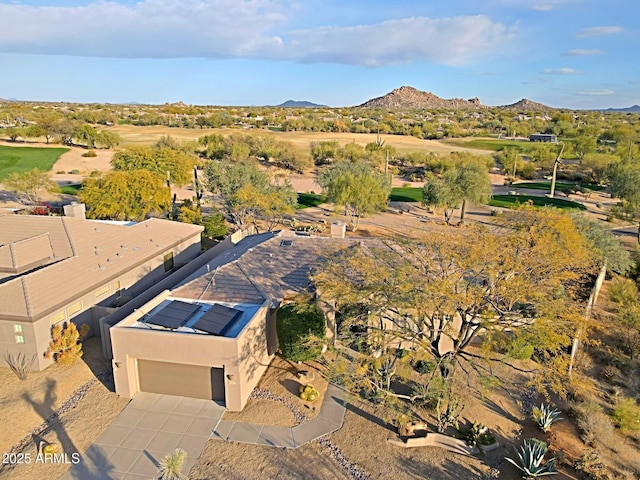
529,133,558,143
0,212,203,370
111,228,353,411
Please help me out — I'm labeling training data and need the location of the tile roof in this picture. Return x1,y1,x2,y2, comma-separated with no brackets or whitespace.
172,231,357,304
0,215,203,321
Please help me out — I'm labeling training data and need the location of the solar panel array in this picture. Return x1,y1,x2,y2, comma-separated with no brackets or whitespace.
145,301,200,329
194,304,243,335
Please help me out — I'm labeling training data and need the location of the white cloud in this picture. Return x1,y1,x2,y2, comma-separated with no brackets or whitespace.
534,5,554,11
576,89,614,96
577,26,623,37
0,2,512,66
282,16,513,66
541,68,581,75
562,49,603,56
0,0,290,58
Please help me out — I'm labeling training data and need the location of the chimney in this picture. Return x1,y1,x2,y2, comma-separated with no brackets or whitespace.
330,221,346,239
64,202,86,220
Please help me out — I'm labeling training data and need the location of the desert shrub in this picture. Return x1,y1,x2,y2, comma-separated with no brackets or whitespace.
611,397,640,435
202,211,229,239
608,277,638,305
570,400,615,446
68,169,80,174
4,352,36,380
276,301,326,362
575,449,608,479
460,422,496,447
601,365,619,382
44,322,89,366
82,149,97,158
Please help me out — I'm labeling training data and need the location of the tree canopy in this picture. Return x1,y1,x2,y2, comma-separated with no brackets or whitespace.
422,160,492,223
317,160,391,231
204,160,296,228
4,168,57,205
79,170,171,221
313,207,595,400
111,145,197,187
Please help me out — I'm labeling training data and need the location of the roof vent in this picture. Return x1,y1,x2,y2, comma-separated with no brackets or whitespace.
280,239,294,247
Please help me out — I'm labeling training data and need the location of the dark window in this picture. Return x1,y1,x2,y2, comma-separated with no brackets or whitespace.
163,252,174,272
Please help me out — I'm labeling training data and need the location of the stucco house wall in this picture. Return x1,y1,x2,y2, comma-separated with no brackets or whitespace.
111,297,271,411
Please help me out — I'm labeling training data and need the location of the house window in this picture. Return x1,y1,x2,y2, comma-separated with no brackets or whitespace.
14,324,23,333
95,285,111,298
15,335,25,344
50,310,66,325
163,252,174,272
67,301,82,317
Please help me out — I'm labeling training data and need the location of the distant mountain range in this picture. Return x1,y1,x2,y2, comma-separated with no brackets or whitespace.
357,86,640,112
601,105,640,113
357,86,556,111
275,100,327,108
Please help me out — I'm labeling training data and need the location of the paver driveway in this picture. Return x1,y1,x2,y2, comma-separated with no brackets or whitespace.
62,393,225,480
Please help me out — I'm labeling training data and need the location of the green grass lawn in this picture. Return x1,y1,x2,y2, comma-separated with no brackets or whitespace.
0,145,69,181
445,139,538,153
58,184,83,195
389,187,422,202
512,181,605,192
296,192,327,209
490,194,586,210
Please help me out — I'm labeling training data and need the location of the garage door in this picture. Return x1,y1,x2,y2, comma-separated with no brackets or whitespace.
137,360,225,401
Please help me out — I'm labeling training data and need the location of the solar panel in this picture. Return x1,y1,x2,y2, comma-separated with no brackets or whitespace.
194,304,242,335
145,301,200,330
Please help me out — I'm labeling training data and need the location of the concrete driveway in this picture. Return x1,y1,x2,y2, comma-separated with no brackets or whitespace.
62,393,225,480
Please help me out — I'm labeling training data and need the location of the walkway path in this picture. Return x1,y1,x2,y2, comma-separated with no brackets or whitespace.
62,393,225,480
61,385,345,478
212,384,346,449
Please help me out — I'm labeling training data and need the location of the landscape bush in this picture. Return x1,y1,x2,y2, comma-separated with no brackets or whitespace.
570,400,615,446
611,397,640,435
82,149,97,157
276,301,326,362
44,322,90,366
3,352,36,380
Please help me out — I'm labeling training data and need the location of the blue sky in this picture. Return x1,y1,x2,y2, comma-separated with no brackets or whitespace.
0,0,637,108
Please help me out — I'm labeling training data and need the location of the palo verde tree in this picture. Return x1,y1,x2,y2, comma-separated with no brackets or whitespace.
313,207,595,403
606,160,640,242
111,145,197,187
79,170,171,221
317,160,391,231
4,168,57,205
204,159,296,229
421,160,492,224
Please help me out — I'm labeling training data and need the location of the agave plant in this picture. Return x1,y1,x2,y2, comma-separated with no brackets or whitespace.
531,403,563,433
506,438,558,479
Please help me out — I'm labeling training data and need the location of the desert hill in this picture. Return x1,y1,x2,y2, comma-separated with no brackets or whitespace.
358,86,484,109
500,98,553,111
276,100,327,108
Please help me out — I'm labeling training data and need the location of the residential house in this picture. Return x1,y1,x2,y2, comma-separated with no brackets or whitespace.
111,229,354,411
0,212,203,370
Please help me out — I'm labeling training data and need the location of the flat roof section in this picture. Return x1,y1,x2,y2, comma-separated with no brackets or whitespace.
144,300,200,330
194,304,243,336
